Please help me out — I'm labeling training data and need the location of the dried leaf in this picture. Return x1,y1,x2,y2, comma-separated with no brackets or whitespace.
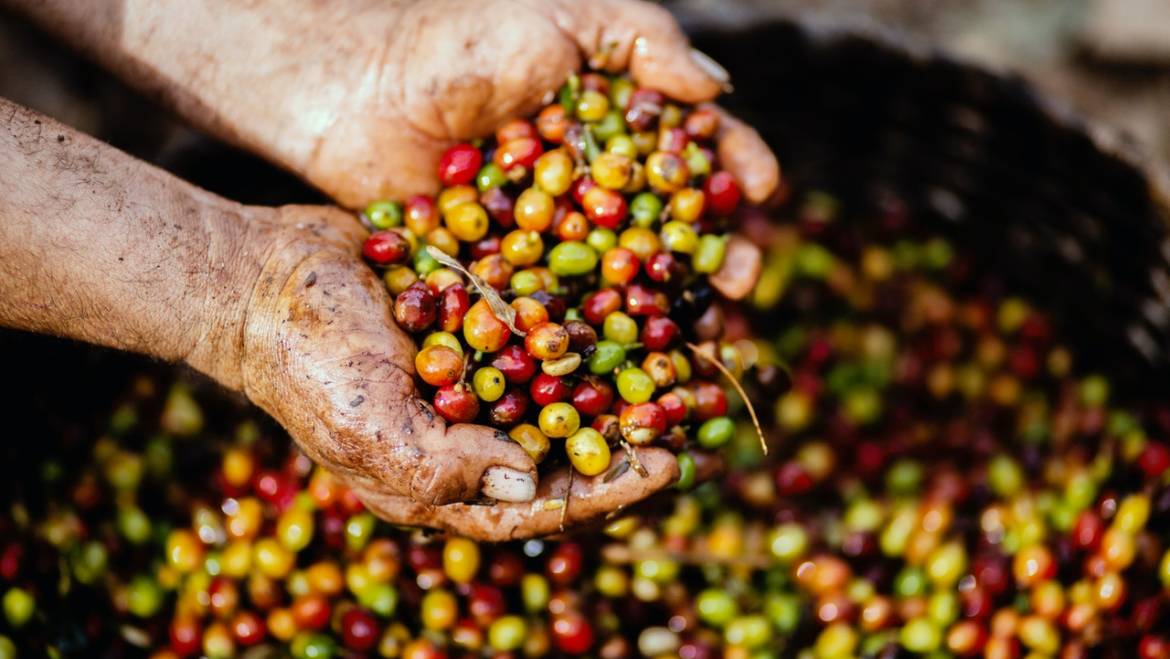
426,246,525,336
619,441,648,478
604,459,632,483
687,342,768,455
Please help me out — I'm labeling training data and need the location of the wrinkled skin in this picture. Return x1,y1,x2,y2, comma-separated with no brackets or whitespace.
8,0,778,539
294,0,781,207
234,205,730,540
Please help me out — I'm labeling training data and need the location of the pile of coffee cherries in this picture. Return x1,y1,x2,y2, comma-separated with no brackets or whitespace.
359,70,754,480
3,200,1170,658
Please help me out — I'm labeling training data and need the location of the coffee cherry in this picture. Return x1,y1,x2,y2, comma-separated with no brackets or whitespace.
509,423,551,463
492,345,537,384
438,143,482,187
566,428,611,476
437,284,470,333
531,373,570,407
488,389,529,426
501,230,545,267
601,247,639,286
363,230,411,265
619,403,667,445
526,323,571,361
394,282,437,333
472,366,506,402
415,345,464,387
434,384,480,424
494,137,543,173
704,171,741,216
538,402,581,438
641,316,680,351
463,299,512,353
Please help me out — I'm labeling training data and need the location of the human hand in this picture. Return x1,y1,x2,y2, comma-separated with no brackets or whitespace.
17,0,779,209
289,0,780,208
214,205,699,540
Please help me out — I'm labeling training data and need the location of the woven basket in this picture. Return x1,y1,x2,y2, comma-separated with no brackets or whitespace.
683,15,1170,395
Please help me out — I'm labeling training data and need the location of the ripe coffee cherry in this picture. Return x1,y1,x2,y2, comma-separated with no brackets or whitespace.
434,384,480,423
437,284,470,333
463,299,512,353
619,402,667,445
582,187,628,229
438,143,482,187
495,137,544,173
626,284,669,317
571,379,615,417
489,389,530,427
551,611,595,654
530,373,569,406
340,608,380,652
525,323,571,361
415,345,464,387
363,230,411,265
583,289,623,326
645,251,682,283
691,382,728,421
492,345,537,384
641,316,680,351
657,391,688,426
395,282,437,333
704,171,742,217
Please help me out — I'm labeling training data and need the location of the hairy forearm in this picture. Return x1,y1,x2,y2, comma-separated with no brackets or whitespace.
4,0,402,179
0,98,260,382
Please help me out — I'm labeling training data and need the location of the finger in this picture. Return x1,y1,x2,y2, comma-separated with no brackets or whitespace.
352,447,679,542
689,449,724,484
707,105,781,204
710,234,762,300
435,423,538,503
554,0,726,104
473,446,679,538
270,205,370,252
378,380,538,506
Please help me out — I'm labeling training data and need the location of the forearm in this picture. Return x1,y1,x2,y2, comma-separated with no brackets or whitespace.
3,0,395,178
0,98,260,384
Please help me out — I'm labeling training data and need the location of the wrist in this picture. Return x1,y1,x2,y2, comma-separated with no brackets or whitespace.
183,205,277,391
187,204,369,396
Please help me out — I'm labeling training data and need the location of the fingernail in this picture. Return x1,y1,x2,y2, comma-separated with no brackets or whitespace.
690,48,732,90
482,467,536,503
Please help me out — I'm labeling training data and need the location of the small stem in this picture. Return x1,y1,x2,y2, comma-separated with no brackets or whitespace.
687,342,768,455
559,468,574,533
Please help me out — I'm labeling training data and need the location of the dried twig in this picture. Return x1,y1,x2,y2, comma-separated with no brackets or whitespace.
686,342,768,455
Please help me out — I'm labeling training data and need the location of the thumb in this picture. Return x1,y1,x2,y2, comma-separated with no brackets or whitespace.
553,0,728,103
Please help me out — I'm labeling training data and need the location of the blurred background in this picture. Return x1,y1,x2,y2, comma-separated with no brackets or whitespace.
671,0,1170,187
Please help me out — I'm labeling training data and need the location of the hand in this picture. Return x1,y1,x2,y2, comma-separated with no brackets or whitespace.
290,0,781,207
14,0,780,209
224,205,691,540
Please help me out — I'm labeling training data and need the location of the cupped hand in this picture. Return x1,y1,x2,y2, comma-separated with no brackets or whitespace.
227,205,695,540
